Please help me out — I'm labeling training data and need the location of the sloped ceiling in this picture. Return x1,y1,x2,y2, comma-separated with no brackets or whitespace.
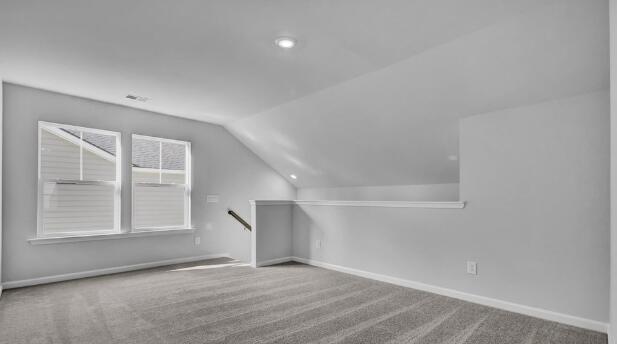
0,0,609,188
1,0,565,123
227,0,609,187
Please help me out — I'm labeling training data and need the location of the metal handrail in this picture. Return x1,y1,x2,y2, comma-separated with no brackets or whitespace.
227,209,252,231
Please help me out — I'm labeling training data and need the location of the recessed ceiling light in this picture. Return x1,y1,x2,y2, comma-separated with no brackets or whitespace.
275,37,296,49
290,174,298,180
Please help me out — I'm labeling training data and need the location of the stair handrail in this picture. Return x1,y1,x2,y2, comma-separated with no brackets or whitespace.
227,209,252,231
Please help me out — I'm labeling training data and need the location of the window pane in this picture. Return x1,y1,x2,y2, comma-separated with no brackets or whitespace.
161,171,186,184
132,169,160,183
161,142,185,170
132,138,160,183
161,142,186,184
132,135,190,231
133,186,185,228
82,132,116,181
40,128,80,180
41,182,115,234
132,138,160,169
38,123,120,237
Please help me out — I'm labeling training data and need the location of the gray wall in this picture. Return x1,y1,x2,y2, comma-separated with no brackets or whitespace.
1,83,296,283
293,91,610,322
297,183,459,201
252,204,293,266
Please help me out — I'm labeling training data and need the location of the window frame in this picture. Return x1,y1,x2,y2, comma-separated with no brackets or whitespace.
36,121,122,238
131,134,192,232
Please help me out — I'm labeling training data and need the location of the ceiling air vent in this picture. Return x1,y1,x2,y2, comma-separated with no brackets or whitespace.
125,94,149,102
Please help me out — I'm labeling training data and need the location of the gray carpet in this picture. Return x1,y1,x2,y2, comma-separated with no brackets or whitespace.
0,258,607,344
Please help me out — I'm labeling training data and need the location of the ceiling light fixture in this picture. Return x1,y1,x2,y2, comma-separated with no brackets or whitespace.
275,37,296,49
290,174,298,180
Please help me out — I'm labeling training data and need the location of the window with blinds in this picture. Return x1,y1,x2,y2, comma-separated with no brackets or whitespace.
37,122,121,237
132,135,191,230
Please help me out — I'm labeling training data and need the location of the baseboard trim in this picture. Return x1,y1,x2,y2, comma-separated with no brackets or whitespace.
2,253,230,289
256,256,293,267
291,256,608,333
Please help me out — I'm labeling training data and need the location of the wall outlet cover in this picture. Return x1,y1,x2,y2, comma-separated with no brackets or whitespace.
194,237,201,245
206,195,220,203
315,240,322,249
467,261,478,275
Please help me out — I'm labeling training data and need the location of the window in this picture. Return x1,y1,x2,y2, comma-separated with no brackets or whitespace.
132,135,191,230
37,122,121,237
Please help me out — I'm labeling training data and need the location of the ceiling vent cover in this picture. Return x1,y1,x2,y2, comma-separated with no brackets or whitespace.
126,94,149,102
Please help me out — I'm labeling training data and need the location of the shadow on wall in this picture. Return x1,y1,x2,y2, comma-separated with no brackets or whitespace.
296,183,460,202
292,206,321,261
286,91,611,325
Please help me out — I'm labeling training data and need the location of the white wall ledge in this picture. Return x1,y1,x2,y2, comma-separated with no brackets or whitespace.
250,200,296,206
250,200,465,208
28,228,195,245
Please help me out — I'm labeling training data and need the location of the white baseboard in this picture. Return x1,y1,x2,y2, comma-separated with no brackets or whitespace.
291,256,609,334
256,256,293,267
2,253,230,289
2,253,608,334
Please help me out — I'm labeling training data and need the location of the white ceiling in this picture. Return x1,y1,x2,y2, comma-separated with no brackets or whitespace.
228,0,609,187
0,0,609,188
2,0,564,124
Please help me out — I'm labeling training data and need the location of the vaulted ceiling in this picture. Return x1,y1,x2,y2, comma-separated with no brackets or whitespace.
0,0,609,187
228,0,609,187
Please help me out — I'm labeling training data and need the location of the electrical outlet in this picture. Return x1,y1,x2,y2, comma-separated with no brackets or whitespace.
315,240,322,249
194,236,201,246
206,195,219,203
467,261,477,275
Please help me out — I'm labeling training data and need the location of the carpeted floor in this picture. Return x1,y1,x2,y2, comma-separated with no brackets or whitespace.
0,258,608,344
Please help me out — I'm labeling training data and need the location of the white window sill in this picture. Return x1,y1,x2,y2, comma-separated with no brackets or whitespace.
28,228,195,245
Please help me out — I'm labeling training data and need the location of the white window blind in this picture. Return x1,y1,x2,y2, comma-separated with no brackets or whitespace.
132,135,191,230
37,122,121,237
